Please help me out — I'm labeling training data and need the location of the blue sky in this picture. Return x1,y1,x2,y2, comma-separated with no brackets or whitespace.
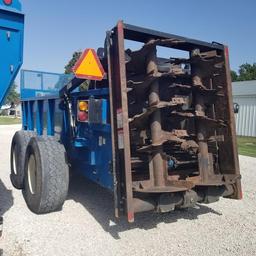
22,0,256,74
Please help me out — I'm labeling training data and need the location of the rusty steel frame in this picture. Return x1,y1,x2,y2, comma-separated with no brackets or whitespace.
219,46,242,199
107,21,242,222
107,21,134,222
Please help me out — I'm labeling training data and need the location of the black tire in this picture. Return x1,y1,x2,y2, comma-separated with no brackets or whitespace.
10,130,36,189
23,136,69,214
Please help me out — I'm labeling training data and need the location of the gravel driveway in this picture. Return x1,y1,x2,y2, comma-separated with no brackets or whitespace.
0,125,255,256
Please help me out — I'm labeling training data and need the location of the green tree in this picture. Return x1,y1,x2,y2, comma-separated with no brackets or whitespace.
237,63,256,81
64,51,82,74
5,84,20,105
231,70,238,82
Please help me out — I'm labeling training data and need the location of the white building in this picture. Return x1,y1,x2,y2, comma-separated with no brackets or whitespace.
0,103,21,117
232,80,256,137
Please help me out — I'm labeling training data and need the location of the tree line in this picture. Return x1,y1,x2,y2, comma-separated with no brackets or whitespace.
231,63,256,82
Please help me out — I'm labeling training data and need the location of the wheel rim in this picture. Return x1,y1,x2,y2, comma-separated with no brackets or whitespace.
12,145,17,175
28,154,37,195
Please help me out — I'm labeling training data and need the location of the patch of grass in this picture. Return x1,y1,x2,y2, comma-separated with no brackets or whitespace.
237,136,256,158
0,116,21,125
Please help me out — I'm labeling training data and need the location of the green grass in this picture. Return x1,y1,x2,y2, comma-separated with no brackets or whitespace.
237,136,256,158
0,116,21,125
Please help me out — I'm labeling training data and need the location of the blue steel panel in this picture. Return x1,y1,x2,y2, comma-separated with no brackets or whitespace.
73,138,90,148
102,99,107,124
28,101,34,130
47,99,55,136
71,116,113,190
36,100,44,135
0,1,24,107
21,101,27,130
90,151,96,165
72,128,113,190
61,107,69,145
54,99,62,136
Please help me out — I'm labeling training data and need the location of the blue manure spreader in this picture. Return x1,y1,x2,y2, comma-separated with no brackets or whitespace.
2,1,241,222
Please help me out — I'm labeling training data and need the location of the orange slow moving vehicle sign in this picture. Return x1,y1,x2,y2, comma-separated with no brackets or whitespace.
73,49,105,81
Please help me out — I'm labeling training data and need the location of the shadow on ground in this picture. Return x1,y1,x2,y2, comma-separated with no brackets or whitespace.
0,179,13,216
67,175,222,239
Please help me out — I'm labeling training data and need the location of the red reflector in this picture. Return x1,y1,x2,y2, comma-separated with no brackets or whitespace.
225,46,229,60
3,0,12,5
239,189,243,200
78,111,88,122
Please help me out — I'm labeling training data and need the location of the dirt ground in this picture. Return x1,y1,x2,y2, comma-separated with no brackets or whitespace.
0,125,255,256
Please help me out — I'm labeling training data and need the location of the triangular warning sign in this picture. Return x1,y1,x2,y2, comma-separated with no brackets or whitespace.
73,49,105,81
